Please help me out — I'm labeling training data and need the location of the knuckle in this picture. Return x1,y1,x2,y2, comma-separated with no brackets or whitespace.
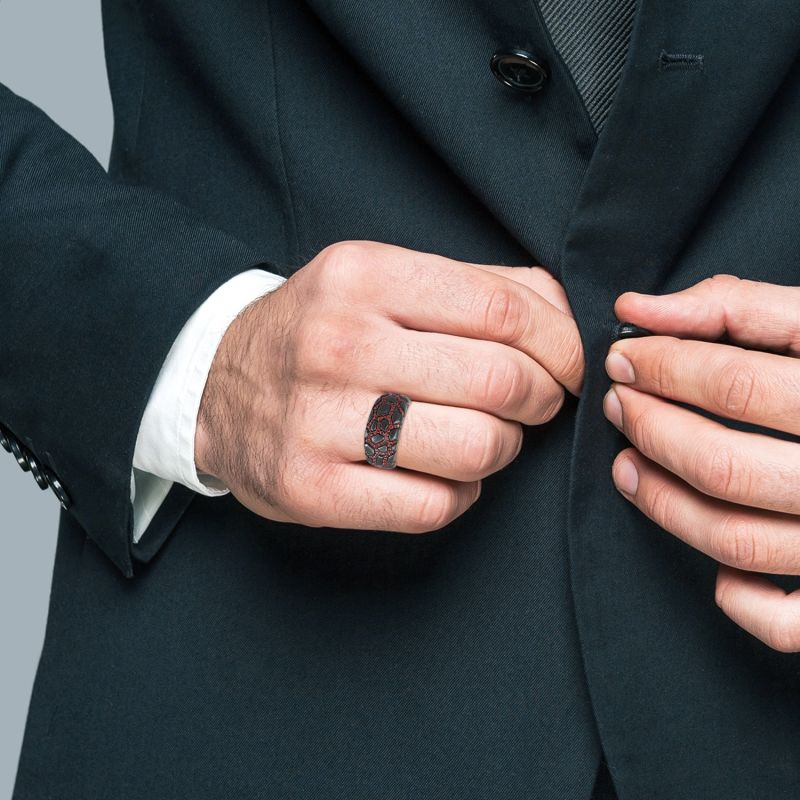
459,420,507,477
626,405,661,454
716,359,759,419
473,357,526,414
707,273,742,287
650,343,680,396
314,240,370,285
535,383,566,423
638,477,675,530
713,514,762,571
698,443,750,500
561,333,585,387
708,274,750,317
480,284,528,342
411,484,461,532
766,610,800,653
705,274,745,300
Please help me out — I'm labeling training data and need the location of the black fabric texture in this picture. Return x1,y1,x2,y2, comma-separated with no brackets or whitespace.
7,0,800,798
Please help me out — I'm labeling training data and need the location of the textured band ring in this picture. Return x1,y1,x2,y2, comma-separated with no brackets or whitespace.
364,392,412,469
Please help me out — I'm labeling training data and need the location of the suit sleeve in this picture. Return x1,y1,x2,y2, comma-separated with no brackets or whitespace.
0,81,282,577
131,269,287,543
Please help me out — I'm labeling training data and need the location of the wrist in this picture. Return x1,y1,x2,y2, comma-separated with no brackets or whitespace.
194,327,233,484
192,272,288,485
193,286,264,486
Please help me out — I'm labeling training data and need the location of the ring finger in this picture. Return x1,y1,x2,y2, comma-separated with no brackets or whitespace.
314,391,524,482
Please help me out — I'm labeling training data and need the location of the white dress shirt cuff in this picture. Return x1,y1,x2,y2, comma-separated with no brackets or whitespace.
130,268,286,543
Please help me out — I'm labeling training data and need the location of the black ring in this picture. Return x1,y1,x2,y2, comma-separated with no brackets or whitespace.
364,392,411,469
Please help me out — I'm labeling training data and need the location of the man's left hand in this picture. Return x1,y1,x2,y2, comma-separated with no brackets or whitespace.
603,275,800,652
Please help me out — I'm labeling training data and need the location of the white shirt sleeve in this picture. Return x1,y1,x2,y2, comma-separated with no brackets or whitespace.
130,268,287,543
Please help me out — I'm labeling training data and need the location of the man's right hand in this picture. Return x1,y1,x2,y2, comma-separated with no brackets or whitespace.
195,241,584,532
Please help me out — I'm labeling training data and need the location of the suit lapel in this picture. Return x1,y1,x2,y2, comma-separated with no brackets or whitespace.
560,0,800,292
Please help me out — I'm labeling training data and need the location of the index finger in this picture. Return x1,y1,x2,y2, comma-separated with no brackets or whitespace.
355,243,585,395
607,335,800,437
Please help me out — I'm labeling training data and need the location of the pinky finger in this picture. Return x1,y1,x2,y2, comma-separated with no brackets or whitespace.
715,564,800,653
297,462,481,534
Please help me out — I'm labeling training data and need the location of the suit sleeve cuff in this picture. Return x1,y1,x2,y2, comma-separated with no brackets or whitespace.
130,268,286,543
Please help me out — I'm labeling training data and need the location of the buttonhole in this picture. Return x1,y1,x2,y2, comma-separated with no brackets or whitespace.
658,50,704,72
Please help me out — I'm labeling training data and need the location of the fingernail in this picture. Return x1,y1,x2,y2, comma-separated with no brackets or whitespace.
613,456,639,496
605,351,635,383
603,387,623,429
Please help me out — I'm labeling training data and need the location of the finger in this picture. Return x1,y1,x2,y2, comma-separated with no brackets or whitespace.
611,447,800,574
604,383,800,514
294,460,482,534
317,392,524,482
606,335,800,436
303,323,565,426
715,565,800,652
341,243,584,395
472,265,574,316
615,275,800,355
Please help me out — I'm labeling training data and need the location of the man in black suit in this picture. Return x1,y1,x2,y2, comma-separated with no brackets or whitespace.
5,1,800,797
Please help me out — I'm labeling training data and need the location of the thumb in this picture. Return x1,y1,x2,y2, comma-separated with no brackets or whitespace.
614,274,800,354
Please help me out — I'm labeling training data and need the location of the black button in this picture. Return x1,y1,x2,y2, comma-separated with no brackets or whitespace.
612,322,653,341
0,424,69,503
8,437,31,472
44,470,72,511
28,457,50,491
490,49,548,93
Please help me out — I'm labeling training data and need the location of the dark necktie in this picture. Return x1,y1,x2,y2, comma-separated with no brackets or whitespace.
537,0,638,132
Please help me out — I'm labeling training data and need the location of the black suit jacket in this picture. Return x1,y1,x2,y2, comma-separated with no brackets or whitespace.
6,1,800,797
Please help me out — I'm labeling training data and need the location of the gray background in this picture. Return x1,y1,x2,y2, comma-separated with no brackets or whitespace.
0,2,113,797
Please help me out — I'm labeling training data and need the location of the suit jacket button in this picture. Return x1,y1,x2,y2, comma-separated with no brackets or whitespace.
612,322,653,341
490,49,548,93
28,456,50,490
8,437,31,472
44,470,72,510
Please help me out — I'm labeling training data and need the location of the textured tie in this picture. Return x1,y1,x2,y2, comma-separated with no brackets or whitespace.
537,0,638,132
